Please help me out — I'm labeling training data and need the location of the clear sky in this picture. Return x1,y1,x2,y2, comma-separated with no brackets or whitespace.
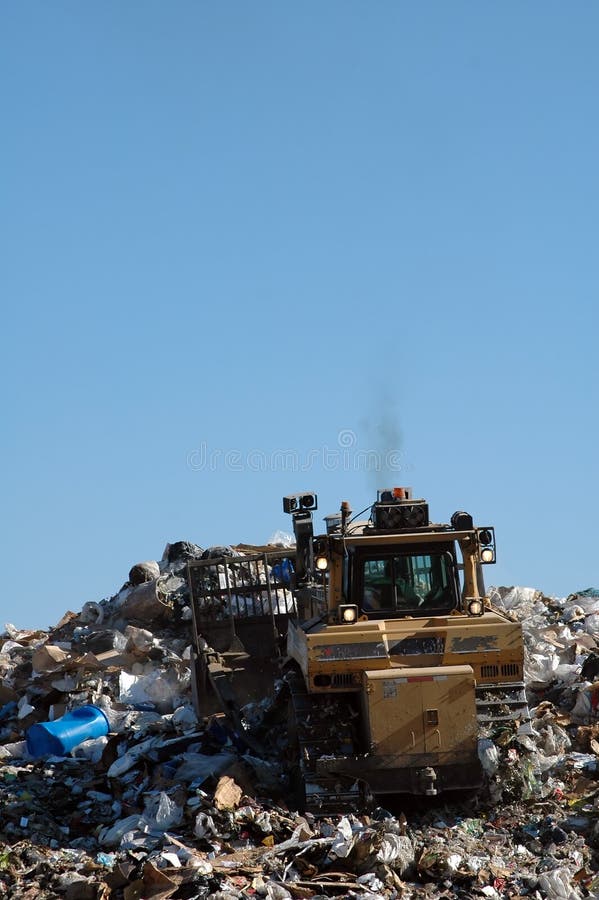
2,2,598,630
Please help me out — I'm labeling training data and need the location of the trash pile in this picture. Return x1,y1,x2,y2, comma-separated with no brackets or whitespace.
2,544,599,898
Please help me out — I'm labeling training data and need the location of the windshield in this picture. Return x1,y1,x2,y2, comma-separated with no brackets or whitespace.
360,552,457,615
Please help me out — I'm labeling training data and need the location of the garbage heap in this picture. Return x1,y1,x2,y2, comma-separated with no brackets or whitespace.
1,543,599,899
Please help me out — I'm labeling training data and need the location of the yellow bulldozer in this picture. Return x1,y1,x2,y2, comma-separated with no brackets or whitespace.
187,488,527,811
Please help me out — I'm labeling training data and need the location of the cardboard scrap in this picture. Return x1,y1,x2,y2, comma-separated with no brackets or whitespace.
214,774,243,810
32,645,70,673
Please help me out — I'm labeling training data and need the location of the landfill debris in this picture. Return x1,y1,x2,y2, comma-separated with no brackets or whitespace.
128,561,161,586
3,555,599,897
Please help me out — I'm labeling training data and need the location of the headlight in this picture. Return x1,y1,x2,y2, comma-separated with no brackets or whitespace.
315,556,329,571
467,599,484,616
477,527,496,564
339,604,358,624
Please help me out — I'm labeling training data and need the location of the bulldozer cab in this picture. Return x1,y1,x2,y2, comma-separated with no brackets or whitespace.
356,547,460,617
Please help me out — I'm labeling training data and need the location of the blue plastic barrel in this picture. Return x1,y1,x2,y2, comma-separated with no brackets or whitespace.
26,705,110,757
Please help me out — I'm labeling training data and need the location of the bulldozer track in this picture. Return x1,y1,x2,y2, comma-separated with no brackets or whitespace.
286,670,363,813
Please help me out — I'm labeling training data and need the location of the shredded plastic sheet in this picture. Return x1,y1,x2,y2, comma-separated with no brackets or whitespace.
266,530,295,548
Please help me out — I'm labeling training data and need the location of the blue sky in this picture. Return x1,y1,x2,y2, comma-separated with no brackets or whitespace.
2,3,598,629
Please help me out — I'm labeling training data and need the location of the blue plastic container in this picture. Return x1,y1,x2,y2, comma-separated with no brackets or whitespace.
27,705,110,757
271,557,294,586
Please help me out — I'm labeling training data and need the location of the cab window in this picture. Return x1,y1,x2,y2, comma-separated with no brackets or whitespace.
361,552,456,614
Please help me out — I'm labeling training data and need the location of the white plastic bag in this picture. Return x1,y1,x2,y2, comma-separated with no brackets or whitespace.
330,816,354,858
537,867,583,900
143,792,183,831
478,738,499,775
